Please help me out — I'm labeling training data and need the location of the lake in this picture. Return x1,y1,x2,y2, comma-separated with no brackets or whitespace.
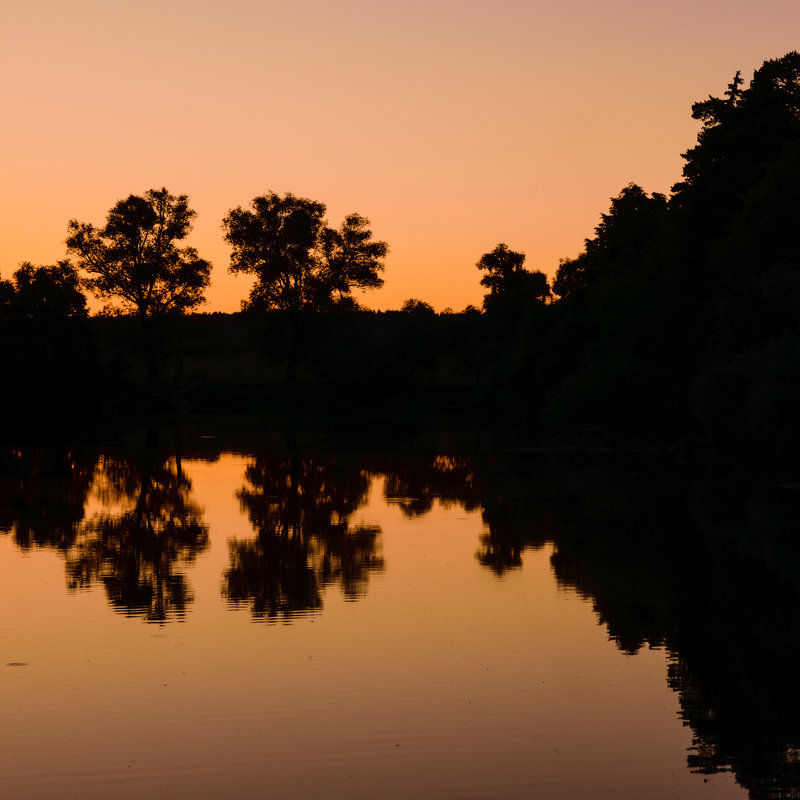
2,430,799,799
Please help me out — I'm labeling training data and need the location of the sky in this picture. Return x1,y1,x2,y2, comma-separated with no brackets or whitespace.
2,0,800,313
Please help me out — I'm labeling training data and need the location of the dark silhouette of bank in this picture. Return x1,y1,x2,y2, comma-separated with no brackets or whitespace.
5,53,800,455
535,52,800,454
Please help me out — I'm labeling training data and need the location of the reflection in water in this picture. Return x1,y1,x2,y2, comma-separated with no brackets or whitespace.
375,452,800,798
222,449,384,621
381,452,553,574
4,440,800,795
0,439,209,623
382,454,479,518
0,446,97,551
425,457,800,800
66,447,209,622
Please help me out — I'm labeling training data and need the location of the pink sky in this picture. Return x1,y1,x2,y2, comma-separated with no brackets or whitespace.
2,0,799,312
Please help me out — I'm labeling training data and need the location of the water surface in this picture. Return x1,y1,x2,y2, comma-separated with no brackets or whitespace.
2,440,798,798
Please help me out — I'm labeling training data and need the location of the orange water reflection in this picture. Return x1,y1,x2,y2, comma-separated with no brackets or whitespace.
223,452,384,620
4,444,799,798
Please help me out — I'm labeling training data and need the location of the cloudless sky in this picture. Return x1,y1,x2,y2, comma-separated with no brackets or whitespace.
2,0,799,312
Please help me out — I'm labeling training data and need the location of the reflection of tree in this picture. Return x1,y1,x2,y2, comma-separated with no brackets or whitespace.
0,446,97,551
476,496,553,575
381,451,800,796
382,453,553,574
66,447,209,622
540,465,800,799
223,450,383,621
383,454,480,517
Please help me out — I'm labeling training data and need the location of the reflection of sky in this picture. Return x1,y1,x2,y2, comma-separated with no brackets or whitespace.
2,1,800,312
0,454,744,799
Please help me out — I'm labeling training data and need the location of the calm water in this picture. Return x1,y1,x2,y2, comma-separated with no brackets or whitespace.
2,434,799,799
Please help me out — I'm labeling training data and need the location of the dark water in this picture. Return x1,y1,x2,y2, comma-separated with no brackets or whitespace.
2,434,799,798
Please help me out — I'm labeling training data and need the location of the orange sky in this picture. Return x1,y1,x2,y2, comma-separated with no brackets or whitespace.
2,0,799,312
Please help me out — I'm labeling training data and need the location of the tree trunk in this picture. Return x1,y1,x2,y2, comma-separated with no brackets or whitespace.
285,314,302,383
140,316,161,386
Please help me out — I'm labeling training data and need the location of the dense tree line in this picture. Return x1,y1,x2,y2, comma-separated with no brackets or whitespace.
539,51,800,452
3,52,800,453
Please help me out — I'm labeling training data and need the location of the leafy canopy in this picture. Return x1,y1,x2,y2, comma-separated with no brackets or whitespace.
0,261,87,320
223,192,387,312
476,243,550,312
672,51,800,225
66,188,211,316
552,184,667,301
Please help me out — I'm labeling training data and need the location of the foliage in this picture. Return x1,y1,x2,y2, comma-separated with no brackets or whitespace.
475,243,550,313
552,254,590,302
672,51,800,232
5,52,800,450
0,262,97,411
224,192,327,313
65,188,210,385
0,261,87,320
319,213,388,305
66,188,211,317
400,298,435,314
706,139,800,359
223,191,387,380
223,192,387,313
553,184,668,302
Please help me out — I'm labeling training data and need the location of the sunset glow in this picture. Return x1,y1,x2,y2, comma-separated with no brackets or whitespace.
3,0,799,311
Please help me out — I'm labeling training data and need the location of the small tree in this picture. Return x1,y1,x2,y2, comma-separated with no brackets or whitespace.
1,261,87,320
476,243,550,314
0,262,94,409
223,191,387,380
400,298,435,315
319,213,387,305
66,188,211,384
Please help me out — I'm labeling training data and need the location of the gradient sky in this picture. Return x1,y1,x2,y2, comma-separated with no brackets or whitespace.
2,0,799,312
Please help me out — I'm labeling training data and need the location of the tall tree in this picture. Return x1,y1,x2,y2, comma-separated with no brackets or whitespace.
224,192,327,315
223,191,387,380
671,51,800,234
66,188,211,384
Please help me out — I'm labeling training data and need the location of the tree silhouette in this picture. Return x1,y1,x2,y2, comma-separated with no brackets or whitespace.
319,213,388,306
476,243,550,313
541,184,686,433
0,262,97,410
222,192,387,380
400,298,436,315
1,261,87,319
673,52,800,230
66,188,211,384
